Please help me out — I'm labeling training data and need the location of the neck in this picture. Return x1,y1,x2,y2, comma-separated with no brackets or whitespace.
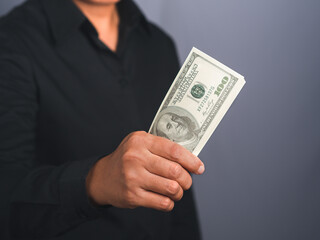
72,1,119,31
72,0,120,51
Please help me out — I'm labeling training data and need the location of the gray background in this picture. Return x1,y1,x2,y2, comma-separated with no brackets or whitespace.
1,0,320,239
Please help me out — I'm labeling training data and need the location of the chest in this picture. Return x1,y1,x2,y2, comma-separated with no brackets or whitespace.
27,30,173,162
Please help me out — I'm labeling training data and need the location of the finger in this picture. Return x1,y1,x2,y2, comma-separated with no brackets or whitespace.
147,134,204,174
137,189,175,212
142,171,184,201
145,153,192,190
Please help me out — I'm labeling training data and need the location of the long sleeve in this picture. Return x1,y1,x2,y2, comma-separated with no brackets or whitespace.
0,36,101,239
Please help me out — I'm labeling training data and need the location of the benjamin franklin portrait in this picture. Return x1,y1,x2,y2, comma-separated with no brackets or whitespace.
152,106,200,152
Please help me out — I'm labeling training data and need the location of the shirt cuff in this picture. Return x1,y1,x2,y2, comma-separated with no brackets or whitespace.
59,155,107,222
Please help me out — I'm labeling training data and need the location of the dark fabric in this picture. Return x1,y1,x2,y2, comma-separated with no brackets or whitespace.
0,0,201,239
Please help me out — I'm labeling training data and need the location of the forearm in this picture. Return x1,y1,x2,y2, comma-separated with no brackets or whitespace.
1,156,102,239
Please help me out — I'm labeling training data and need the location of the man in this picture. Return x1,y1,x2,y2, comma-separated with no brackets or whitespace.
0,0,204,239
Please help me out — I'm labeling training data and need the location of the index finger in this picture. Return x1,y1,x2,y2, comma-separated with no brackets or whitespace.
146,134,205,175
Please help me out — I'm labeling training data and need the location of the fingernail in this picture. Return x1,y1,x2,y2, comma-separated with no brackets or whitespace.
197,165,205,174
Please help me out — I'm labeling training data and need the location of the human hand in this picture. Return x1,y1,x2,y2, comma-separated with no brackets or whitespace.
86,131,204,211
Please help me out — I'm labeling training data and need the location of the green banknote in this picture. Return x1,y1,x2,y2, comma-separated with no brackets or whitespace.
149,47,245,156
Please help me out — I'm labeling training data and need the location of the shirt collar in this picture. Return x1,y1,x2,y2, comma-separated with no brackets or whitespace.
41,0,150,44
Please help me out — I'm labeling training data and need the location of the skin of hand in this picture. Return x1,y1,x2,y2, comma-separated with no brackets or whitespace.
86,131,205,211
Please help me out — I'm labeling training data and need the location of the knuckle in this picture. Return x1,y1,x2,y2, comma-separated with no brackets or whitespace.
123,169,138,185
136,130,147,135
184,175,193,190
127,132,145,146
134,131,147,138
149,157,158,171
122,149,144,167
122,150,135,162
160,198,173,211
122,149,141,164
121,164,138,187
124,189,137,208
167,181,180,195
169,163,182,179
149,134,162,149
176,189,184,201
169,143,182,160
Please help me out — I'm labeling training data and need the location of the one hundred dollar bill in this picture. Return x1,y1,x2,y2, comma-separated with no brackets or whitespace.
149,47,245,156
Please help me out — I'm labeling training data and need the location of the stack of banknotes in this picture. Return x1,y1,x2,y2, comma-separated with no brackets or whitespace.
149,47,246,156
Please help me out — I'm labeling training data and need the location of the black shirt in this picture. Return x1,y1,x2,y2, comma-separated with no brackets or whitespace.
0,0,201,239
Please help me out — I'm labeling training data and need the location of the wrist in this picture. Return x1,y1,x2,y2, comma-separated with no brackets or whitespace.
85,155,110,206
